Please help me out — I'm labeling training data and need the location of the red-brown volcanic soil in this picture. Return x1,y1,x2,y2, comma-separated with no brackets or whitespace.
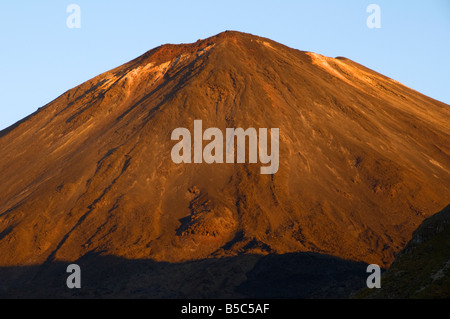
0,31,449,283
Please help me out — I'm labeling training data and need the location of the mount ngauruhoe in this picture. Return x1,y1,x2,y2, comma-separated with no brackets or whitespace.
0,31,449,297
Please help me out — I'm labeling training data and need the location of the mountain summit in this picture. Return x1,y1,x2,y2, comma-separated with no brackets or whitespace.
0,31,449,280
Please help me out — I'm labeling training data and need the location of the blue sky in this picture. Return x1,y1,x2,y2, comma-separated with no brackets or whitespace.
0,0,449,130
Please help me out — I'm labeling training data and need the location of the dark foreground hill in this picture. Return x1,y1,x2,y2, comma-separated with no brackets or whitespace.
357,204,450,298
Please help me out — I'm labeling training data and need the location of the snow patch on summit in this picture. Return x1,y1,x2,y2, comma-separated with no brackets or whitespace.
307,52,350,83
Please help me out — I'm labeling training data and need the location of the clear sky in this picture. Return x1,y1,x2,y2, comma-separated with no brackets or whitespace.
0,0,449,130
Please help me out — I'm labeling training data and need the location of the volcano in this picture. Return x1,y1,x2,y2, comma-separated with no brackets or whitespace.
0,31,449,297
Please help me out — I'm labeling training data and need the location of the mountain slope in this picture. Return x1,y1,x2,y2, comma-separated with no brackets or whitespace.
0,31,449,279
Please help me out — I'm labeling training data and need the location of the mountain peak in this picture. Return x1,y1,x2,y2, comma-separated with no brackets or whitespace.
201,30,261,42
131,30,283,70
0,32,449,278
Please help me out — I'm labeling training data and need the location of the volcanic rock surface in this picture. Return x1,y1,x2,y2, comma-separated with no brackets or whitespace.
0,31,449,293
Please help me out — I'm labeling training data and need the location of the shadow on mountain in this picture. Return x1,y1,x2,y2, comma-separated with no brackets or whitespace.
0,251,370,299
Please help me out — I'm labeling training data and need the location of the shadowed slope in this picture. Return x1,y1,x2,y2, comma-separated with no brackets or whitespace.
0,251,369,299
